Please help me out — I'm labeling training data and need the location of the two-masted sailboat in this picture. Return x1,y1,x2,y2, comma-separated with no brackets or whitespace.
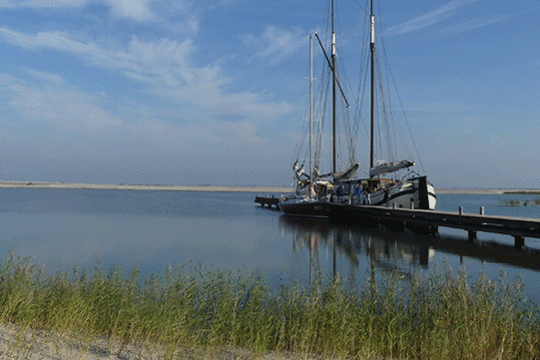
279,0,436,217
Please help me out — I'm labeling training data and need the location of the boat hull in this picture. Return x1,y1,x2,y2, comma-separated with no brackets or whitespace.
278,198,331,218
369,177,436,210
279,177,436,220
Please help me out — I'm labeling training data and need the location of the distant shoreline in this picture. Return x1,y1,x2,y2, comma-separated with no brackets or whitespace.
0,181,292,193
0,181,538,195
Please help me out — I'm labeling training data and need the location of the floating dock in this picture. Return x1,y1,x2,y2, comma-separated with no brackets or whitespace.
255,194,540,249
254,195,280,209
331,204,540,250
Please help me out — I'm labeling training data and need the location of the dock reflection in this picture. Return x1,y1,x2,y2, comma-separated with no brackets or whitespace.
279,215,540,284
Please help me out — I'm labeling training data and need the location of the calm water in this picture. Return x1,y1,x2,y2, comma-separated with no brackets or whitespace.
0,188,539,298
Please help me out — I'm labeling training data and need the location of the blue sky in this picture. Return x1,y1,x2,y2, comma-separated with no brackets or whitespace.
0,0,538,189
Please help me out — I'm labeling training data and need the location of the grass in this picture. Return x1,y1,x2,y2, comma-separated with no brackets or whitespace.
500,198,540,206
0,252,539,359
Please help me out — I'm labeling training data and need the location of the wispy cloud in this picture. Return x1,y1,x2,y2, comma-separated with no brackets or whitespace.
0,27,194,85
440,14,512,35
439,5,540,36
0,0,157,21
243,25,306,66
0,73,122,130
385,0,478,36
0,26,291,123
24,68,65,86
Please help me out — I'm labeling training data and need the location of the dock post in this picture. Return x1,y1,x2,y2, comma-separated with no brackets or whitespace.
514,236,525,250
459,206,463,215
468,230,477,242
479,207,484,215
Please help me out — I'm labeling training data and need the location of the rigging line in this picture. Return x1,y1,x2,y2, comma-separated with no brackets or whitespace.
380,42,419,163
315,63,331,172
336,53,358,166
349,0,366,12
354,0,372,153
389,66,425,173
292,99,308,162
375,4,409,161
332,41,356,166
354,59,370,146
375,8,424,173
293,115,310,172
314,33,350,109
377,51,398,161
336,48,356,167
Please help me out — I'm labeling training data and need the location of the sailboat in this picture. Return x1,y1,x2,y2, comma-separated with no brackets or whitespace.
334,0,436,211
279,0,436,218
278,35,334,218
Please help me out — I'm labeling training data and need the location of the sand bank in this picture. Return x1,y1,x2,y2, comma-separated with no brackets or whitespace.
0,181,292,194
0,181,538,195
0,324,320,360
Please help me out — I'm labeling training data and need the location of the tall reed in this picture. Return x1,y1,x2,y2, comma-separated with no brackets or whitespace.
0,252,538,359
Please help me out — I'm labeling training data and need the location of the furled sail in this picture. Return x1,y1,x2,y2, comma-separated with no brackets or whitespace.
334,163,359,181
369,160,414,177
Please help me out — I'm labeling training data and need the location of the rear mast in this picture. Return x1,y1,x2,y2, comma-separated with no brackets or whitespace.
369,0,375,176
331,0,337,177
309,34,314,188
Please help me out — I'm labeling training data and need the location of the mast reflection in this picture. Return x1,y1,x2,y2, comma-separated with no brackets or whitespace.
279,215,540,286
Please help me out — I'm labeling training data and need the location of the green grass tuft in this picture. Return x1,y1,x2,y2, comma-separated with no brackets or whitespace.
499,198,540,206
0,252,538,359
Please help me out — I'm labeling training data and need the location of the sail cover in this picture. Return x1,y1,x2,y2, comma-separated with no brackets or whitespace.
369,160,414,177
334,163,359,181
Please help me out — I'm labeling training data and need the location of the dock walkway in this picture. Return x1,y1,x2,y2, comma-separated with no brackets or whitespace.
333,204,540,249
255,195,280,209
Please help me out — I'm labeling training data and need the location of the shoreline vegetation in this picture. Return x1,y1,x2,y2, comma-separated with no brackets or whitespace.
0,254,539,359
500,198,540,207
1,180,540,195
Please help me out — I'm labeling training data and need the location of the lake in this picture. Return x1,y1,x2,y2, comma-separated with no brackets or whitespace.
0,188,539,299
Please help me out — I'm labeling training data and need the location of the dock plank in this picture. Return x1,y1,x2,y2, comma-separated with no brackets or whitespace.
331,204,540,248
255,195,280,209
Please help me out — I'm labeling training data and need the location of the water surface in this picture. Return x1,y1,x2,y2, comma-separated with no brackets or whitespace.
0,188,539,298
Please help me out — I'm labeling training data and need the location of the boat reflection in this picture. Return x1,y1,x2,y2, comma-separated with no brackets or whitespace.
279,215,540,285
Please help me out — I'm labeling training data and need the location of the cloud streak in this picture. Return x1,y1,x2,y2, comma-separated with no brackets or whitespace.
243,25,306,66
385,0,478,36
0,0,156,21
440,14,513,35
385,1,536,38
0,27,290,121
0,73,123,130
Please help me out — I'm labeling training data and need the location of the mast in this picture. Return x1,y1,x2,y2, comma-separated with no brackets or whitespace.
309,34,314,186
331,0,337,176
369,0,375,175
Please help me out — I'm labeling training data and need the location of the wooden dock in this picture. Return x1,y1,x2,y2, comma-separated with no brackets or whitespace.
255,195,280,209
331,204,540,249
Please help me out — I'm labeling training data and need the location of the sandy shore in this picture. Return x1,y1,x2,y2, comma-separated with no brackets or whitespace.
0,181,538,195
0,181,292,194
0,324,324,360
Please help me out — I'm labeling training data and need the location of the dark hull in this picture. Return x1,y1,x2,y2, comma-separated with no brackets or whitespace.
278,199,331,218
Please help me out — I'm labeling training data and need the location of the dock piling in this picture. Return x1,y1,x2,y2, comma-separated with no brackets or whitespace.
336,203,540,249
254,195,280,209
514,236,525,250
